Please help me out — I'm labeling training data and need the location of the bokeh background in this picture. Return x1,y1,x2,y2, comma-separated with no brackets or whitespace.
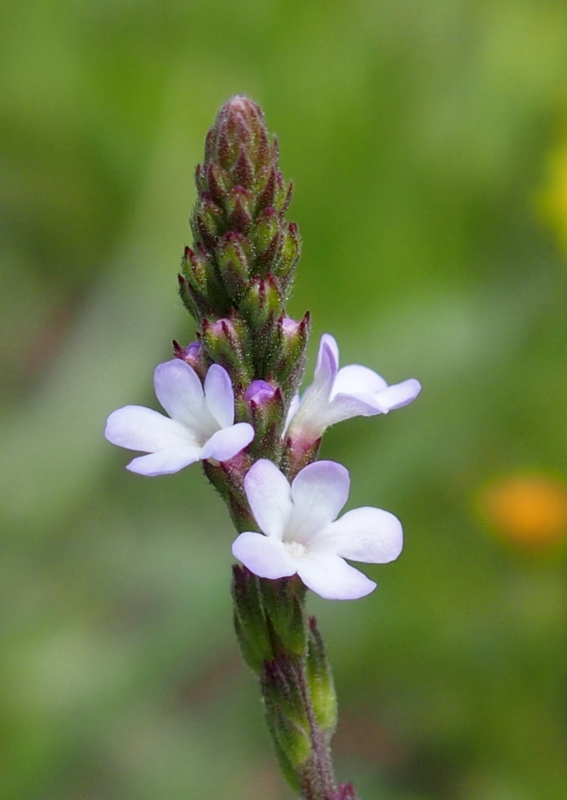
2,1,567,798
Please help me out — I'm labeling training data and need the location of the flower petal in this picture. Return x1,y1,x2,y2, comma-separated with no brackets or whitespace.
232,532,297,579
287,335,339,439
372,379,422,412
283,393,301,434
200,423,254,461
244,459,293,539
126,445,202,476
315,333,339,375
154,360,215,433
204,364,235,428
296,552,376,600
332,364,388,397
105,405,196,451
314,507,403,563
289,461,350,543
320,393,381,428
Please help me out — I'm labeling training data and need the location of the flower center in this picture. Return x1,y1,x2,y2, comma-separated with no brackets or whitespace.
285,541,307,559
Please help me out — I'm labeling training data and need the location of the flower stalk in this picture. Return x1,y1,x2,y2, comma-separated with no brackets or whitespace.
232,567,339,799
105,95,420,799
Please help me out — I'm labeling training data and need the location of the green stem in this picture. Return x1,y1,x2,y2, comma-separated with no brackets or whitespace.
233,566,341,799
293,646,337,800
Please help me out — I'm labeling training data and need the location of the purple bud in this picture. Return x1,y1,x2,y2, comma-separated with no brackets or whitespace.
209,319,226,337
281,317,301,337
242,379,285,459
173,340,204,375
245,379,277,405
174,339,201,361
276,314,309,361
186,340,202,359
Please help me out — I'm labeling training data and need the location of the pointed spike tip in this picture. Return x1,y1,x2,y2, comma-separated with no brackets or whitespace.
208,95,274,175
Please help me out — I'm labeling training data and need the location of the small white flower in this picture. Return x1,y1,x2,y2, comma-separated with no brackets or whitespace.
105,360,254,476
232,459,403,600
286,334,421,443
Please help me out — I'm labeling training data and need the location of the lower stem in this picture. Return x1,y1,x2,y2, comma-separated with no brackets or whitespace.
295,662,337,800
222,475,356,799
233,567,342,799
265,617,337,800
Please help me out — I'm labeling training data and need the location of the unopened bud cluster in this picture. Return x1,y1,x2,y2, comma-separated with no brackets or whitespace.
179,96,308,431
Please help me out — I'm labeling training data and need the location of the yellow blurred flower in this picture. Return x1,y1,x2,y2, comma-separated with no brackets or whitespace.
479,474,567,549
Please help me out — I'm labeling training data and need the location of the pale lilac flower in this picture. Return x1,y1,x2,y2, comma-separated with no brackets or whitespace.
105,360,254,476
232,459,403,600
286,334,421,443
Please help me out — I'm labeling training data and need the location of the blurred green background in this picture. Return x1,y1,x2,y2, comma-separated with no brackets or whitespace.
2,1,567,798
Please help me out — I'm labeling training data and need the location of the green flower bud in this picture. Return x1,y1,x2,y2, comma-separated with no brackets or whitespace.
260,576,307,657
202,316,252,384
240,275,283,331
177,273,200,319
205,161,232,206
275,222,302,295
254,207,281,269
268,156,293,214
217,231,254,302
226,186,254,234
231,566,273,673
255,166,278,212
233,147,255,189
191,195,225,251
233,611,265,674
195,163,207,193
278,174,294,214
262,657,311,747
270,313,310,399
306,617,338,735
265,721,302,794
179,247,217,319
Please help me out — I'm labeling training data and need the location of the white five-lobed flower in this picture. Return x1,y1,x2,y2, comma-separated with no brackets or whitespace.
232,459,403,600
286,333,421,442
105,359,254,476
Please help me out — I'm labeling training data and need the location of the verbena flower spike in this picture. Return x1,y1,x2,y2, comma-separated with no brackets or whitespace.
105,96,420,800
